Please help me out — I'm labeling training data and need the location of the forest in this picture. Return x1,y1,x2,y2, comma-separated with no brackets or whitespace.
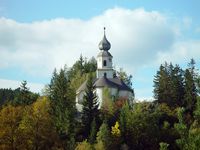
0,56,200,150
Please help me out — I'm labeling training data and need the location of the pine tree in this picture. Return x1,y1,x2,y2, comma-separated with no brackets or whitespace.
48,68,76,149
89,118,97,144
170,64,185,107
154,63,185,107
196,76,200,95
183,69,197,113
13,80,38,105
154,63,171,105
81,73,99,138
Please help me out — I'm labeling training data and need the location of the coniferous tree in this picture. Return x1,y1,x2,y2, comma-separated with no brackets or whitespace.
183,69,197,113
89,118,97,144
170,64,185,107
81,73,99,138
196,76,200,95
154,63,184,108
13,81,38,106
68,55,97,81
154,63,170,105
48,67,76,149
182,59,197,113
14,81,30,105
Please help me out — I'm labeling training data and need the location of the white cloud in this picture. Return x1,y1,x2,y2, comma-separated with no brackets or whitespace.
0,7,200,99
0,78,44,93
0,8,176,77
156,40,200,65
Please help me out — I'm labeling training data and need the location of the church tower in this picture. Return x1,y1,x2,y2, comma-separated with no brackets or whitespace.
76,28,134,112
97,27,114,78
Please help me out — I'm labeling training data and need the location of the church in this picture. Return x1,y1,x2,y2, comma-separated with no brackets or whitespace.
76,28,134,112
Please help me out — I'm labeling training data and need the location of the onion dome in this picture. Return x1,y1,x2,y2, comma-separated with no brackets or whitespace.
98,27,111,51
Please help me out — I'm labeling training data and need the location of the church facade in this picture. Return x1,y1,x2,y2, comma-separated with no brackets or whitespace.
76,28,134,112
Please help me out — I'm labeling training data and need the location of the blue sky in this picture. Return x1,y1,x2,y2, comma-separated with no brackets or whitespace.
0,0,200,100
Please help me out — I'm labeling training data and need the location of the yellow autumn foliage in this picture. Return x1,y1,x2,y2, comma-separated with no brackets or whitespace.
111,121,121,137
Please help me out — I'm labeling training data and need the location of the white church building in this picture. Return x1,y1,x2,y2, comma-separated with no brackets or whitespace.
76,28,134,112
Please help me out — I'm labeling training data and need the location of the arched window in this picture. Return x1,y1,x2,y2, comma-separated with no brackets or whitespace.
103,60,107,66
104,72,107,77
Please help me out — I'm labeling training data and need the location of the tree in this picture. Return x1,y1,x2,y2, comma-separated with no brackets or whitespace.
183,59,198,114
170,64,185,107
12,81,39,106
159,142,169,150
154,63,184,108
81,73,99,138
69,70,87,93
111,121,121,137
119,102,131,143
196,76,200,95
124,102,160,149
75,140,93,150
154,63,170,104
111,121,121,149
96,122,111,149
18,97,60,150
88,118,97,144
100,88,116,122
68,55,97,81
48,67,76,149
174,107,200,150
0,88,18,106
117,68,133,88
0,105,23,150
84,57,97,73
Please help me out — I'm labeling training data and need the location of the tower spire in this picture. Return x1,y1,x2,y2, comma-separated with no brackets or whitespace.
98,27,111,51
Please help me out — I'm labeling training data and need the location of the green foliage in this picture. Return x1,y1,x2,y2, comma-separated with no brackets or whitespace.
68,55,97,81
194,97,200,120
1,57,200,150
75,140,93,150
82,73,99,138
94,140,105,150
101,88,115,121
183,68,197,113
196,76,200,94
48,67,76,149
96,122,111,149
13,80,39,106
124,102,161,149
0,81,39,106
119,102,130,143
174,102,200,150
0,105,23,149
18,97,60,149
159,142,169,150
69,70,88,92
117,68,133,88
89,118,97,144
0,88,19,105
154,63,184,107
